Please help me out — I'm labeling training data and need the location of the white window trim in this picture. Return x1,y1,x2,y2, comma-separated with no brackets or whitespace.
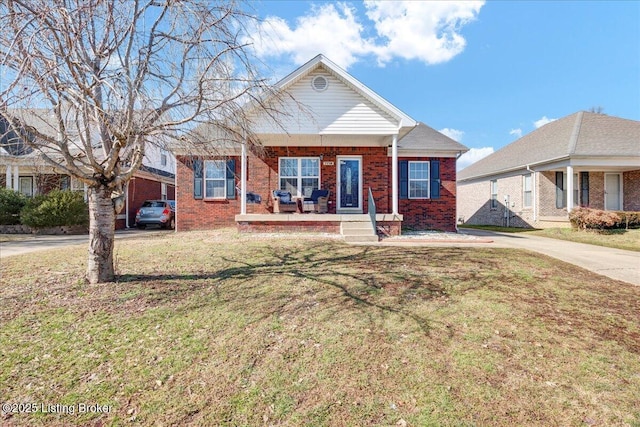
278,157,321,198
204,160,226,200
490,179,498,209
161,182,167,200
408,161,430,199
523,174,532,209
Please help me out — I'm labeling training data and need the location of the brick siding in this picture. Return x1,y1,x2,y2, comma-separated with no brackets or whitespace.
397,157,458,231
176,149,459,232
458,174,534,228
623,170,640,211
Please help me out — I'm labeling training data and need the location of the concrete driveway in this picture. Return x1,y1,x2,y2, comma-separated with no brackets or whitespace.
0,229,171,258
458,229,640,286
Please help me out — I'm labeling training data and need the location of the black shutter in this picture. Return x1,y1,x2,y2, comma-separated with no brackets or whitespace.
399,160,408,199
555,171,564,209
193,159,203,200
430,160,440,199
580,172,589,207
226,159,236,199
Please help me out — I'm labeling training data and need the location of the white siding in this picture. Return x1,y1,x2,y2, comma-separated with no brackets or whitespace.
252,70,399,135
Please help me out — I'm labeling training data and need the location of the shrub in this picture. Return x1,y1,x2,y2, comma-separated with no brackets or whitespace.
20,190,88,228
569,207,620,231
0,188,28,225
615,211,640,229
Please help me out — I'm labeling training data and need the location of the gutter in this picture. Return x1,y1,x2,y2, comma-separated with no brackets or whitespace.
459,155,571,182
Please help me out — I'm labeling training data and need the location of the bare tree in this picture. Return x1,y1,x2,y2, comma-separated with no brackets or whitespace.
0,0,285,283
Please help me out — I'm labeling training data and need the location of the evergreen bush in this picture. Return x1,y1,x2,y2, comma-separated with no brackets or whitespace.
0,188,28,225
20,190,88,228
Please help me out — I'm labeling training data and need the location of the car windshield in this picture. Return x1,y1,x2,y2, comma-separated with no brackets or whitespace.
142,201,165,208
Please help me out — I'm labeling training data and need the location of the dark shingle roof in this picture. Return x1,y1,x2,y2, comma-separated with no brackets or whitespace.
398,122,468,152
458,111,640,180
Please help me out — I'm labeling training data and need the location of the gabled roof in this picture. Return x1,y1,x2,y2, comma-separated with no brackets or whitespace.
458,111,640,180
276,54,416,129
398,122,468,153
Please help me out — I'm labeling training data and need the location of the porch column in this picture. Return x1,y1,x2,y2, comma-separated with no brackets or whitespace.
5,165,11,189
12,165,19,191
240,139,247,215
391,134,398,215
566,165,574,212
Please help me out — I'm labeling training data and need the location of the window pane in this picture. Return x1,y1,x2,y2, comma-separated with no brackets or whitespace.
524,192,532,207
301,178,319,196
409,162,428,179
205,180,225,198
280,178,297,193
523,174,532,191
301,159,319,177
409,181,428,198
205,161,225,179
279,158,297,177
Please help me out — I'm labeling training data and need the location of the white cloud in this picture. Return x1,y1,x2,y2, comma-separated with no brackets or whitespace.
534,115,557,128
509,128,522,139
246,1,484,70
439,127,464,142
457,147,494,171
364,1,484,66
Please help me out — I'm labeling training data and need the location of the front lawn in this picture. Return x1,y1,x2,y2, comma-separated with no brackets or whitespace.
530,228,640,252
1,230,639,426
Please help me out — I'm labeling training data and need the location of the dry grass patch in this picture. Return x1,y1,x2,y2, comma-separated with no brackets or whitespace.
1,230,639,426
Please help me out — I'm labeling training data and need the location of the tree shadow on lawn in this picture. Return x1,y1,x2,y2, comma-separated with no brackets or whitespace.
114,242,505,336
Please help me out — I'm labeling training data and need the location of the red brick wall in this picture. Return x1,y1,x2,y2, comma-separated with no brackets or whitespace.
396,157,458,232
175,156,241,230
624,170,640,211
176,150,459,232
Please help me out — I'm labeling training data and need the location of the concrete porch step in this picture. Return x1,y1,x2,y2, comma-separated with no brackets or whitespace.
340,217,378,243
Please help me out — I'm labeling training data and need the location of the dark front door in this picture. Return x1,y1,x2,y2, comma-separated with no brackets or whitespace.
338,157,361,211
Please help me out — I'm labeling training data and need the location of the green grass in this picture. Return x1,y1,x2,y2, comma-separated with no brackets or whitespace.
1,229,639,426
530,227,640,252
460,225,640,252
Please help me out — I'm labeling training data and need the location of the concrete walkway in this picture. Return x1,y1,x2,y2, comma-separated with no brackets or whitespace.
383,229,640,286
0,229,170,259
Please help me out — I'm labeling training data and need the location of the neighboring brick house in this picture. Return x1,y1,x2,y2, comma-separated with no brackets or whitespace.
1,112,176,230
457,111,640,228
174,55,468,235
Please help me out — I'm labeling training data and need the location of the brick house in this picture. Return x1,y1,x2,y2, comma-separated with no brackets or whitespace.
457,111,640,228
174,55,468,238
1,112,176,230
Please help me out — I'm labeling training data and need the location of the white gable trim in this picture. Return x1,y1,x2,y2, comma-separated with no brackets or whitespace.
276,55,416,129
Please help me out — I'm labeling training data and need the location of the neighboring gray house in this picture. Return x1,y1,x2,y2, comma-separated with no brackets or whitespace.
457,111,640,228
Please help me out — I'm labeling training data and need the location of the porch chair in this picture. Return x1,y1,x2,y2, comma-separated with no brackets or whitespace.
302,189,330,213
272,190,298,213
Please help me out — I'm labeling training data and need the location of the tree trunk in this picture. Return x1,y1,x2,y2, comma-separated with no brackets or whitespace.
87,185,116,283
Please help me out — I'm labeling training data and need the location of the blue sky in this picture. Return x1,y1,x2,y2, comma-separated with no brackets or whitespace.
247,1,640,169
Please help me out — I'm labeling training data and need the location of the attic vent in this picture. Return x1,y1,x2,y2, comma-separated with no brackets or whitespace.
312,75,328,92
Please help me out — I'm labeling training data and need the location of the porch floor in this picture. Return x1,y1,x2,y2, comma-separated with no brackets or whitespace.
235,213,403,222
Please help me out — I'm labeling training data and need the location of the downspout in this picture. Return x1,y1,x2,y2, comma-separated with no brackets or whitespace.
526,165,537,223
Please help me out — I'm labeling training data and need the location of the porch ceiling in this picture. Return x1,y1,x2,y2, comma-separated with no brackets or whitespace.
256,133,391,147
